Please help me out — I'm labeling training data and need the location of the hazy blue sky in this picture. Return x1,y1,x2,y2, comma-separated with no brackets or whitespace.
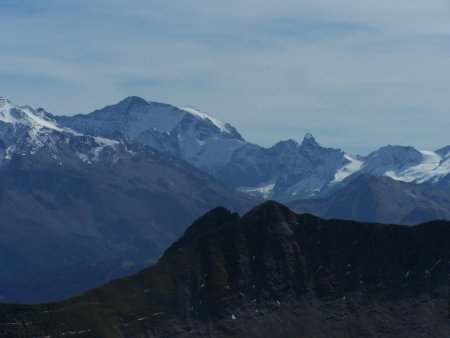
1,0,450,154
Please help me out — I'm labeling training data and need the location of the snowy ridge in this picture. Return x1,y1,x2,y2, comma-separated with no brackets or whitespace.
382,150,449,183
331,148,450,186
332,154,364,183
0,98,122,164
334,148,450,186
179,105,234,135
0,97,62,132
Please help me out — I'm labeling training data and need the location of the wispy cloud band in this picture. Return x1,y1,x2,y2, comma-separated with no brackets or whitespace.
1,0,450,154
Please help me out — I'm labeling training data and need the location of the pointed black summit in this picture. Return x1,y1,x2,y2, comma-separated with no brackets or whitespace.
242,199,296,222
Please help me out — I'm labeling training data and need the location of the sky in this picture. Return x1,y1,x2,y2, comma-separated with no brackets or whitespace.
1,0,450,155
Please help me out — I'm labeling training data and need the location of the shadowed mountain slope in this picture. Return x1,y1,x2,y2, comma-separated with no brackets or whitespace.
288,175,450,225
0,201,448,337
0,144,258,303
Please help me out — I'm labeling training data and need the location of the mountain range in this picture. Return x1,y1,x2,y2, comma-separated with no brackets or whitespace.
2,95,450,303
54,96,450,226
0,97,258,303
56,96,450,203
0,201,447,337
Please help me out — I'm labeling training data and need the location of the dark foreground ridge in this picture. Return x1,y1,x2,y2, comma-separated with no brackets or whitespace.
0,201,449,337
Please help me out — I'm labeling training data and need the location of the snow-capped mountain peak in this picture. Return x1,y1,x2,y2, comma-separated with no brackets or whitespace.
59,96,243,139
111,97,237,137
178,105,235,136
0,98,125,165
56,97,246,172
0,97,62,132
362,145,431,180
